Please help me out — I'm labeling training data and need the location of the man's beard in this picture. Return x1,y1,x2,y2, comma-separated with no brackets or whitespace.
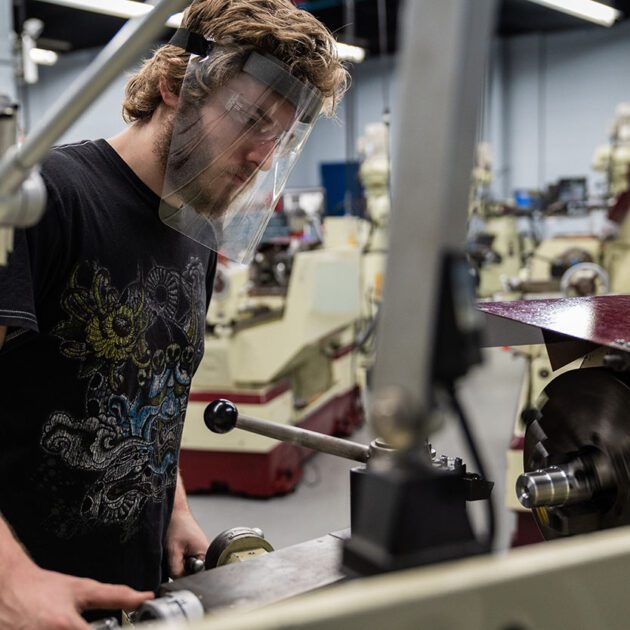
155,110,252,220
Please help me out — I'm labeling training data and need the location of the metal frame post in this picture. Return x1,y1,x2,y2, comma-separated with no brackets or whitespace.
370,0,497,446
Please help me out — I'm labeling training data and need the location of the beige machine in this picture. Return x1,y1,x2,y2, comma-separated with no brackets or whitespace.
175,527,630,630
468,143,523,298
180,219,365,496
506,104,630,300
595,103,630,293
354,121,389,384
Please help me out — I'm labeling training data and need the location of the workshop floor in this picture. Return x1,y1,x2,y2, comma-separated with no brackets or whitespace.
188,348,526,552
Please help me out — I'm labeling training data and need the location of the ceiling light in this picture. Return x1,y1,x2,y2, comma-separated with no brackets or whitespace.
527,0,621,27
36,0,151,19
336,42,366,63
36,2,369,63
166,12,184,28
30,48,59,65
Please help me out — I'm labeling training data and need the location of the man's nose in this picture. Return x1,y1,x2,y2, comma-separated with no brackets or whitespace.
245,140,275,172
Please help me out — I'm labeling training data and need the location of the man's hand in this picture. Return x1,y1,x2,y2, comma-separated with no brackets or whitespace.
165,508,210,579
0,558,153,630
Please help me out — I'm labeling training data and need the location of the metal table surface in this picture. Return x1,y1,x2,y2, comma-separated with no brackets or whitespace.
162,531,348,614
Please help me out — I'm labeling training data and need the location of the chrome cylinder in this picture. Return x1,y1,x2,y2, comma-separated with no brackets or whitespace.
135,590,204,622
516,449,619,510
516,465,595,508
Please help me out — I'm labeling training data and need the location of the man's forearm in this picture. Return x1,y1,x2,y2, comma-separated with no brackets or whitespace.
0,514,32,570
173,469,190,514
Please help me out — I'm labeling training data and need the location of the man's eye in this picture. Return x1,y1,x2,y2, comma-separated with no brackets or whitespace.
236,108,263,129
244,115,260,128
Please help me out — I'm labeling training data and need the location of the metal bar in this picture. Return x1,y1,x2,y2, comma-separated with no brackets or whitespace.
0,0,190,195
180,525,630,630
162,532,347,614
370,0,497,447
236,413,370,463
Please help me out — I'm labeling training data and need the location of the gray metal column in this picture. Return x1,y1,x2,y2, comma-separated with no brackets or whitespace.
370,0,497,447
0,0,16,99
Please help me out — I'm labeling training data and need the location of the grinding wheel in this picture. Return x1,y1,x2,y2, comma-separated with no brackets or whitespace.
523,367,630,539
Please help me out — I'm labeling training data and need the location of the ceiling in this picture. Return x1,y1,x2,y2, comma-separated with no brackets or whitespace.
11,0,630,56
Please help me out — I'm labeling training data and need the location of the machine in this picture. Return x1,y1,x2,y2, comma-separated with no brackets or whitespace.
482,296,630,545
180,216,366,497
121,0,500,626
503,105,630,545
467,142,525,298
89,397,492,628
595,102,630,293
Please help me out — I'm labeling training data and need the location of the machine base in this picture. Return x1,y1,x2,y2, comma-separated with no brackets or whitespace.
343,463,484,576
511,511,545,547
180,386,364,497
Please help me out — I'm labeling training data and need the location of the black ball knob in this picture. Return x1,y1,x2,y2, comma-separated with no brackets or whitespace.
204,399,239,434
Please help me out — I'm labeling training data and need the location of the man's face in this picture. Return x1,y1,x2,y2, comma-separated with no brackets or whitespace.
162,72,297,219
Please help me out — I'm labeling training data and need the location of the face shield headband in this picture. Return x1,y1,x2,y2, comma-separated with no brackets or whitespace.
158,28,324,264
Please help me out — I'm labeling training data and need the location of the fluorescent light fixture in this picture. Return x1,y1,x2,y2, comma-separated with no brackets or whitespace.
336,42,366,63
36,0,152,19
36,1,369,62
527,0,621,27
166,12,184,28
30,47,59,65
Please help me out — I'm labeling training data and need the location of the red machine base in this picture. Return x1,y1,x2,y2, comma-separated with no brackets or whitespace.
511,511,545,547
180,386,364,497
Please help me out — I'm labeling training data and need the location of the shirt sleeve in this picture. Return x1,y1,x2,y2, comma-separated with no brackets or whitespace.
0,166,65,334
0,229,40,331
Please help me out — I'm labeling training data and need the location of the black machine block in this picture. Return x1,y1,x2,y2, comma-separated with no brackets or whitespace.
344,462,484,576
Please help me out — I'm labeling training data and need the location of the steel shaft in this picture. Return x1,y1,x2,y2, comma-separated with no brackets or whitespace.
516,454,614,509
235,413,370,463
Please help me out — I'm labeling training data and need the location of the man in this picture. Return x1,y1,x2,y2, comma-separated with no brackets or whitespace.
0,0,348,626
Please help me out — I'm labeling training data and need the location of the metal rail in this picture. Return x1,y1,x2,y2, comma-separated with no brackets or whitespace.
0,0,189,196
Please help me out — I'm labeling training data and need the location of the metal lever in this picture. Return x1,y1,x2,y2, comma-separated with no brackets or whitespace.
204,399,375,463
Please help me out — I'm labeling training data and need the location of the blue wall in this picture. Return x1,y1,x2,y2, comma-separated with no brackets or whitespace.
501,20,630,198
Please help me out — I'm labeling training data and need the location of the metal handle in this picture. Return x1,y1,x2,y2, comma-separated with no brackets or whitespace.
204,399,370,463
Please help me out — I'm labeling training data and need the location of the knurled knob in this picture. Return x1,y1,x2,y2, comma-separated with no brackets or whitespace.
204,399,238,434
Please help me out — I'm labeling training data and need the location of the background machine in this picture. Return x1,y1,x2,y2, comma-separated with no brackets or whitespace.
180,219,366,497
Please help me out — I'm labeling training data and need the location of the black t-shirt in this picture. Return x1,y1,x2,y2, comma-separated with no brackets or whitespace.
0,139,217,593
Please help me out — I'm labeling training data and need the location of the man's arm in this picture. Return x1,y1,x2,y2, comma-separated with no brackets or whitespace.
0,515,153,629
164,471,209,579
0,327,154,625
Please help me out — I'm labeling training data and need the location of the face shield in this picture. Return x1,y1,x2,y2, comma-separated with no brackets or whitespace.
159,29,323,264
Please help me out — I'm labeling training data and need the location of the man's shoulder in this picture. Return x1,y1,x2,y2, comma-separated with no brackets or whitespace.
41,139,113,198
42,139,104,175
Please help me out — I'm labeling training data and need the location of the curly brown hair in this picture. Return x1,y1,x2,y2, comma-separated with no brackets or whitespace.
122,0,349,124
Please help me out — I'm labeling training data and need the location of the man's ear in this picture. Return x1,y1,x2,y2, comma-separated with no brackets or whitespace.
159,78,179,108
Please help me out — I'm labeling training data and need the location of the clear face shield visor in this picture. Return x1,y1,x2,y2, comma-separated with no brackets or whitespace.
159,31,323,264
